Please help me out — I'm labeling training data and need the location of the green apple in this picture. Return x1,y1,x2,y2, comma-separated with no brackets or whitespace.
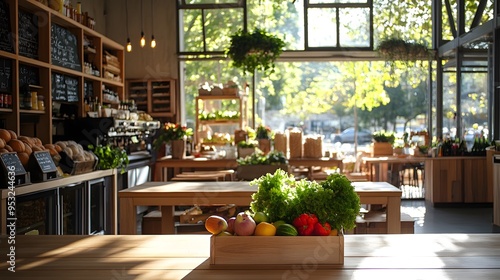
253,211,269,223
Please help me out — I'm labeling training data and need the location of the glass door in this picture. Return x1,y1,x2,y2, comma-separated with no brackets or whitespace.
59,183,85,235
16,190,58,235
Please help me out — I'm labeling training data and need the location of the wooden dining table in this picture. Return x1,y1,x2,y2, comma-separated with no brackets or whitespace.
119,181,402,234
1,234,499,279
153,156,343,181
362,155,427,182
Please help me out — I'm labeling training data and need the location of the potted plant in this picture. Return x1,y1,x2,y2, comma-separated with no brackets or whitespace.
237,140,258,158
376,38,432,61
371,131,395,156
153,122,193,159
88,144,129,174
255,124,273,154
226,28,285,75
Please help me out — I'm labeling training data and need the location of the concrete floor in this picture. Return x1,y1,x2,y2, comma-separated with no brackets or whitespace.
401,199,500,234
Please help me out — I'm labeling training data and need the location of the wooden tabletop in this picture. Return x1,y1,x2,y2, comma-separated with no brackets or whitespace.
1,234,499,279
119,181,402,234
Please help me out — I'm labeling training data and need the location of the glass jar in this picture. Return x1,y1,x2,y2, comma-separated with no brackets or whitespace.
38,95,45,110
31,91,38,110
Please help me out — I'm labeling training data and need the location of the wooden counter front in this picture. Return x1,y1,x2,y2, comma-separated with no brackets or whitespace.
0,169,118,235
424,157,491,205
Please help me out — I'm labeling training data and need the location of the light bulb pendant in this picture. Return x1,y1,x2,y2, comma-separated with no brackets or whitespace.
126,38,132,52
140,31,146,47
151,35,156,48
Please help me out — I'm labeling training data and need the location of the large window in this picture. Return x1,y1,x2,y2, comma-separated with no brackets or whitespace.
176,0,491,151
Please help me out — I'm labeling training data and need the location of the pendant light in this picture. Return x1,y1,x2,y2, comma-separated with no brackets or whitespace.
150,0,156,48
140,0,146,47
125,0,132,52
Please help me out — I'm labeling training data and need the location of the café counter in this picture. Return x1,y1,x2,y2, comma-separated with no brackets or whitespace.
1,234,499,279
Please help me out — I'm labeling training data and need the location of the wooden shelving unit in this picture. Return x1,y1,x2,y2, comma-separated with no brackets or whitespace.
195,94,247,146
0,0,124,144
126,78,176,121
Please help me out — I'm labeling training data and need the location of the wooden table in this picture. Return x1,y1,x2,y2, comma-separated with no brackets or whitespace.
363,156,427,182
154,156,343,181
153,157,238,181
288,157,343,179
119,181,401,234
2,234,499,279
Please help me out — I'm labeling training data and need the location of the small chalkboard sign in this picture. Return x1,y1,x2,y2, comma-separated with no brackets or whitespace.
65,76,79,102
0,152,30,187
51,72,66,101
28,151,58,182
0,58,12,93
18,9,39,59
0,0,14,53
51,23,81,71
51,73,79,102
19,64,40,88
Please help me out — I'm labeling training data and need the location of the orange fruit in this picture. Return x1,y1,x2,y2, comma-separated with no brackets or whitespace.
254,222,276,236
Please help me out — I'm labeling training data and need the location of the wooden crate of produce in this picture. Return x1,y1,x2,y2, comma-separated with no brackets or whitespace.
210,234,344,265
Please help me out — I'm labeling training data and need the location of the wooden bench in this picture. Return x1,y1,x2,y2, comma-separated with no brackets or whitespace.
171,170,235,181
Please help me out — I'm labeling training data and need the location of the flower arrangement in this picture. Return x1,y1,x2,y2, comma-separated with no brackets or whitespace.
255,124,272,140
153,122,193,150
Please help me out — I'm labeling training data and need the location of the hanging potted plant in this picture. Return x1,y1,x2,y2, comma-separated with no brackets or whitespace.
376,38,432,61
226,28,285,74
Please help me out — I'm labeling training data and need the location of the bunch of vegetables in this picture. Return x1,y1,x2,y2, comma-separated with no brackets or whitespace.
250,169,361,231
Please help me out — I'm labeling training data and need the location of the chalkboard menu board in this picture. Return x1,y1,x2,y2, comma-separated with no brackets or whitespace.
52,73,79,102
0,152,26,176
0,0,14,53
18,9,39,59
51,23,81,71
84,80,93,99
0,58,12,93
19,64,40,88
29,151,58,182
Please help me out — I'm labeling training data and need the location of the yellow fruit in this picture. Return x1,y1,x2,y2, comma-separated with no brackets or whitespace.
205,215,228,235
329,229,339,236
254,222,276,236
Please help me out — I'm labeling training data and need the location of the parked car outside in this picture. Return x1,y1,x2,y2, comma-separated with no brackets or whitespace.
332,127,372,144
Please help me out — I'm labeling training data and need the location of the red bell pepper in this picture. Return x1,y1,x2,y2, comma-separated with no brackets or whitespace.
313,222,332,236
293,213,318,236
